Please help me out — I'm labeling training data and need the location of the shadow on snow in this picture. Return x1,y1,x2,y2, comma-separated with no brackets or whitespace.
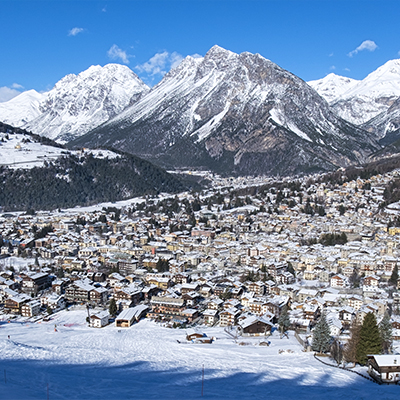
0,359,399,400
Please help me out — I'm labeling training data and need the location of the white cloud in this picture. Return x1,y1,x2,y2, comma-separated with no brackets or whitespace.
11,83,24,89
329,65,336,70
135,51,184,77
191,53,203,59
0,86,21,102
348,40,378,57
68,27,84,37
107,44,131,64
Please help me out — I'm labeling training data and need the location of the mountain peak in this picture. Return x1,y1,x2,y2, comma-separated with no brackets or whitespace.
205,45,237,60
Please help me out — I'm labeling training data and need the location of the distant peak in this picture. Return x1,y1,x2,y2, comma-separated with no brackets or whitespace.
205,45,236,58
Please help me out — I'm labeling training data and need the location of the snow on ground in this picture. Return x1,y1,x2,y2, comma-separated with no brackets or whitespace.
0,257,35,273
0,133,120,169
0,309,398,399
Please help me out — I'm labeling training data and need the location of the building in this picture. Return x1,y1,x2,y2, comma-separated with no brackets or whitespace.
368,355,400,384
90,310,110,328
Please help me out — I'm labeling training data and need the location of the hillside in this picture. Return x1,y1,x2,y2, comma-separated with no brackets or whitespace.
0,123,188,211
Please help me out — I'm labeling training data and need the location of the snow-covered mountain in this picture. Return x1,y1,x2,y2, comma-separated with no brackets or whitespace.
0,89,44,127
362,96,400,145
307,73,359,104
0,64,149,143
310,60,400,126
71,45,378,176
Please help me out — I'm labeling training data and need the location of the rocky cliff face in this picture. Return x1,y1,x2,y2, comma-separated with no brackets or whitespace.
71,46,379,176
362,96,400,146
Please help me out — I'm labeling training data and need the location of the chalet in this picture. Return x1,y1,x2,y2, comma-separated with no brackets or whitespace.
181,283,199,295
297,288,318,303
182,291,201,307
21,300,41,317
180,308,199,323
21,272,51,295
203,309,219,326
149,296,186,319
330,274,347,288
347,295,363,310
41,294,66,311
368,355,400,384
5,294,31,313
219,307,240,327
52,278,70,295
90,287,108,304
65,281,94,303
238,315,273,336
247,281,265,296
90,310,110,328
207,298,224,310
364,275,380,287
303,304,320,321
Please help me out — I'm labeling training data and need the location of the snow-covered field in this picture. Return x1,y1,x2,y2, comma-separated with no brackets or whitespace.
0,133,120,169
0,309,398,399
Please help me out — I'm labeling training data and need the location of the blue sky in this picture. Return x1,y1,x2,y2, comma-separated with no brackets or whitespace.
1,0,400,101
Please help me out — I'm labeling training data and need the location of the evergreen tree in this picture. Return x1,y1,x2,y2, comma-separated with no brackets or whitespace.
287,262,296,277
278,305,291,335
312,313,331,353
379,312,393,354
389,265,399,286
344,317,361,366
356,312,382,365
109,298,118,317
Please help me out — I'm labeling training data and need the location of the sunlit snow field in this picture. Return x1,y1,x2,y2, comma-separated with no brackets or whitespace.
0,309,398,399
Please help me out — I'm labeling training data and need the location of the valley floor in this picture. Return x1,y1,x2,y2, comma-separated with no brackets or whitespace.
0,309,398,399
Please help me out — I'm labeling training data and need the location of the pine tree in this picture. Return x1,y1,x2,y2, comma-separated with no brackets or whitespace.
312,313,331,354
278,305,291,335
379,312,393,354
356,312,382,365
343,317,361,366
109,298,118,317
389,265,399,285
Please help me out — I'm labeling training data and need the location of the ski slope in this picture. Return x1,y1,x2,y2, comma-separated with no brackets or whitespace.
0,309,398,399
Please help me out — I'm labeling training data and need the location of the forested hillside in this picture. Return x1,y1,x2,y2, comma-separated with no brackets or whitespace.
0,152,187,211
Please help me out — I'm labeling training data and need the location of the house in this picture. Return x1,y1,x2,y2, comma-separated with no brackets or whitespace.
219,307,240,327
203,309,218,326
180,308,199,323
90,310,110,328
238,315,273,336
90,286,108,304
364,275,380,287
21,272,51,295
330,274,347,288
41,294,66,311
149,296,186,320
368,355,400,384
64,280,94,303
21,300,41,317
